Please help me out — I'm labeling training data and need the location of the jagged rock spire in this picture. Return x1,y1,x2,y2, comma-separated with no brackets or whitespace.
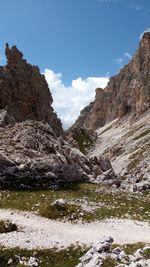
0,44,63,136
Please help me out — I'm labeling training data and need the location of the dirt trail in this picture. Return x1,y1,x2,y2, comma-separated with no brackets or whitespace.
0,209,150,249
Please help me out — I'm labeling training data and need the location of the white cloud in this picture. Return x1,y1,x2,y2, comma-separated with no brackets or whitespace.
44,69,109,129
113,57,123,68
124,52,132,59
135,4,142,11
114,51,132,70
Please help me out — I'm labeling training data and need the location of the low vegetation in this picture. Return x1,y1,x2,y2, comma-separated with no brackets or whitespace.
0,243,149,267
102,243,150,267
72,128,95,154
40,202,87,221
102,257,116,267
0,245,87,267
0,220,17,233
0,183,150,222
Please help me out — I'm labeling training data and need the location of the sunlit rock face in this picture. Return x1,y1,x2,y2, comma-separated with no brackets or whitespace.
72,32,150,131
0,44,63,136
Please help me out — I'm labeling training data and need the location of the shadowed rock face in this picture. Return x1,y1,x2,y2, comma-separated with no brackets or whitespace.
72,32,150,131
0,44,63,136
0,120,117,189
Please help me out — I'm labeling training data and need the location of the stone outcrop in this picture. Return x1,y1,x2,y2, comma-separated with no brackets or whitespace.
72,32,150,131
67,127,97,154
0,119,116,189
0,44,63,136
76,236,150,267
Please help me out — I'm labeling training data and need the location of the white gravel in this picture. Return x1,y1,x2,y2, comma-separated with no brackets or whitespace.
0,209,150,249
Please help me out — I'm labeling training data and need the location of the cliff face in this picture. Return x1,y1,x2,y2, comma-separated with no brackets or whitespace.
0,44,117,189
73,32,150,131
0,44,63,136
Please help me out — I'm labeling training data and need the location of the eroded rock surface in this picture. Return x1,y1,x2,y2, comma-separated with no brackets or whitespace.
0,44,117,189
72,32,150,131
67,127,97,155
0,44,63,136
76,236,150,267
0,117,116,189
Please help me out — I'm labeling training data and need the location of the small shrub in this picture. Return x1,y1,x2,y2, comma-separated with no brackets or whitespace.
0,220,17,233
102,257,117,267
40,203,81,221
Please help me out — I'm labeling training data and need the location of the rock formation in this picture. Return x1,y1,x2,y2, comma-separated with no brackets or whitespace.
0,44,63,136
76,236,150,267
67,127,97,154
0,44,117,189
0,119,117,189
72,32,150,131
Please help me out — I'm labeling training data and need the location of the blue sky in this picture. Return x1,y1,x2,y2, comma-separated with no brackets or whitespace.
0,0,150,127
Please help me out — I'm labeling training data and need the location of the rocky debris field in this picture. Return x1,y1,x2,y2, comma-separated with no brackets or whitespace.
0,118,117,189
77,236,150,267
88,109,150,192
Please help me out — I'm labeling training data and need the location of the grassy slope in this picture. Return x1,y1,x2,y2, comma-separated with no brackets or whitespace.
0,183,150,222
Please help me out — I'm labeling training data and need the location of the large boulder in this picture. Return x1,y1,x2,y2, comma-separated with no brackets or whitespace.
0,120,117,189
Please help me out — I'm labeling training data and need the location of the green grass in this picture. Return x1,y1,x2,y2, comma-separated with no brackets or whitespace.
0,183,150,222
102,257,117,267
0,245,87,267
127,158,140,171
40,202,88,221
0,238,149,267
122,243,145,255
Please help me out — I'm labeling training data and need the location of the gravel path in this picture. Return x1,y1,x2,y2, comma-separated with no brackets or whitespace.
0,209,150,249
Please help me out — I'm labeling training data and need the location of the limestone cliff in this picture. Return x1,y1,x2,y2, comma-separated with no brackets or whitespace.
0,44,63,136
0,44,117,189
72,32,150,131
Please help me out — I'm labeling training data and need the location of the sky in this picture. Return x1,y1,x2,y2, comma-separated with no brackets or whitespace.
0,0,150,128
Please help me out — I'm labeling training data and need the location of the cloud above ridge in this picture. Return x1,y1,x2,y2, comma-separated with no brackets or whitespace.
44,69,109,129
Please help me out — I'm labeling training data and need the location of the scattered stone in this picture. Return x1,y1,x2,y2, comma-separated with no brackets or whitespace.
76,237,150,267
52,198,67,206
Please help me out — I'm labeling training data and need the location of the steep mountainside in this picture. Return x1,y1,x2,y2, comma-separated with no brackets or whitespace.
0,44,63,136
0,44,117,189
88,109,150,192
72,32,150,130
